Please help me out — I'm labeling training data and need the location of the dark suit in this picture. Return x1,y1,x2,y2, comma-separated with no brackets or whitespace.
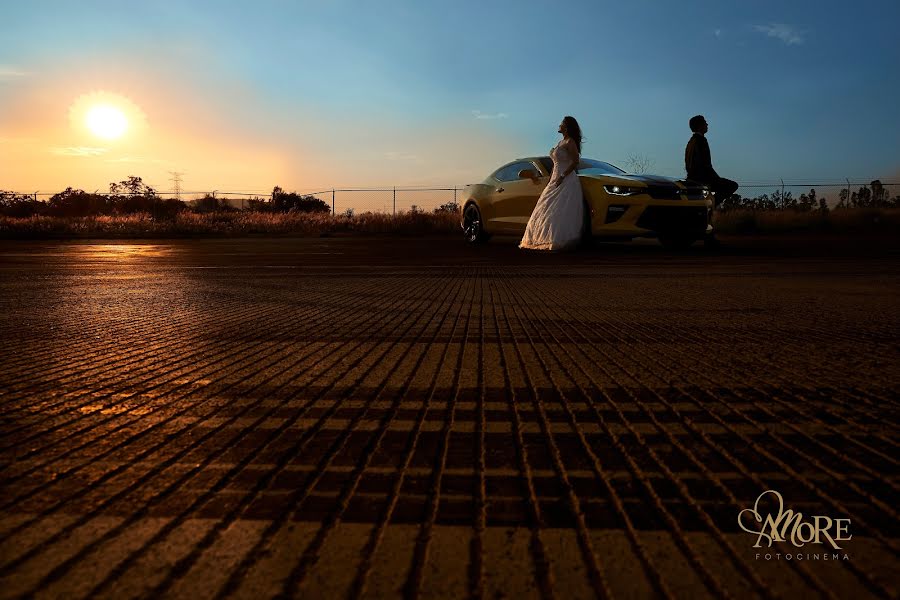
685,133,738,205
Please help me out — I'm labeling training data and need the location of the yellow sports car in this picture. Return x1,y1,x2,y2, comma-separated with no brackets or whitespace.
460,156,713,248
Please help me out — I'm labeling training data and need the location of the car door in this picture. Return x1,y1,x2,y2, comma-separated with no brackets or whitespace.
489,160,548,233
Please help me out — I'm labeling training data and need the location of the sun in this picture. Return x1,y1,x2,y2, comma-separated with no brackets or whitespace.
70,91,146,142
85,104,128,140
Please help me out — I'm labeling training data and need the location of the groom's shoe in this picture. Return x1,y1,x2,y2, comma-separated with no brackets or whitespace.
704,234,722,250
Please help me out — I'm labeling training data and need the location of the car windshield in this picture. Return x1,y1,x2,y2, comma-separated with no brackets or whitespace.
577,159,627,175
538,156,626,175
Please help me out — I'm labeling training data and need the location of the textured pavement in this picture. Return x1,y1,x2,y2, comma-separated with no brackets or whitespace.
0,237,898,599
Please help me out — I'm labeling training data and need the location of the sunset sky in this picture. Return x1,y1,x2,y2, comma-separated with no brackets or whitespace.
2,0,898,196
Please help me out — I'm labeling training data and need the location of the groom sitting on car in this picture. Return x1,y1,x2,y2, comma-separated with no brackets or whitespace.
685,114,738,206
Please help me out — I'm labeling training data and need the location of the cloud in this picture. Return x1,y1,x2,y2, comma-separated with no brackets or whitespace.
51,146,109,157
472,110,508,120
753,23,805,45
0,65,27,79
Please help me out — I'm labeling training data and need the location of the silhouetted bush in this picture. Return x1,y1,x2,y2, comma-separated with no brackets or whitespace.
271,186,331,213
0,192,44,218
246,198,273,212
434,201,460,214
721,186,899,212
47,188,112,217
106,176,164,215
191,195,235,213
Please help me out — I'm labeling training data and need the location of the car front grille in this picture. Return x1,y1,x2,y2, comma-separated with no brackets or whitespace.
636,206,707,233
682,187,706,201
645,185,682,200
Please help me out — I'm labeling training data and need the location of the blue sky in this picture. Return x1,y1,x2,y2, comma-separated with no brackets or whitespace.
1,0,898,193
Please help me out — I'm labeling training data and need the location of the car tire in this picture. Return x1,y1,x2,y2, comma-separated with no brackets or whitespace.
659,234,697,250
462,202,491,244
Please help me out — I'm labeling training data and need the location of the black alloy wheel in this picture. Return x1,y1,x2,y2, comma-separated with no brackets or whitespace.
462,203,490,243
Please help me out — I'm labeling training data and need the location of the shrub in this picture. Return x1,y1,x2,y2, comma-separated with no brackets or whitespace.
191,195,234,213
47,188,111,217
434,201,461,214
271,186,331,213
0,192,43,218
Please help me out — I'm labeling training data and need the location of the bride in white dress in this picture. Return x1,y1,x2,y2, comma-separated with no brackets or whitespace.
519,116,585,251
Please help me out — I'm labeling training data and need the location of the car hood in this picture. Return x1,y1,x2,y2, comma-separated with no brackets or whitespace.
580,173,688,187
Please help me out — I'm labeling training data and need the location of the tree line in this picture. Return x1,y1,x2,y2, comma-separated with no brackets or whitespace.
2,177,897,218
0,177,334,218
719,181,898,212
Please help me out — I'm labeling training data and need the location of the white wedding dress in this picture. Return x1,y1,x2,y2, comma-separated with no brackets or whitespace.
519,139,585,250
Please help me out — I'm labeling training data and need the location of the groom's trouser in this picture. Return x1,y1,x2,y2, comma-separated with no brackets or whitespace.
707,177,739,207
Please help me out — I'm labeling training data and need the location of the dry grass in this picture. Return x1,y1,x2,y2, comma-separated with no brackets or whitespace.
0,210,462,239
714,207,900,235
2,207,898,239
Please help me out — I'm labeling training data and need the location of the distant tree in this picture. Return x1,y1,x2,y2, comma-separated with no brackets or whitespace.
797,188,816,212
871,180,886,206
48,187,110,217
155,198,186,218
271,186,331,213
191,194,233,213
767,189,794,210
109,176,156,198
246,198,272,212
837,188,850,208
0,191,43,218
853,186,872,208
624,153,654,174
108,176,162,214
755,192,775,210
434,200,460,214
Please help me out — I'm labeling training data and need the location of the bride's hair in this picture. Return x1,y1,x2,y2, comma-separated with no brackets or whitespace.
563,116,583,153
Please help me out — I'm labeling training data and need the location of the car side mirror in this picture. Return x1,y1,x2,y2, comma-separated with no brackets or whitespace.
518,168,539,180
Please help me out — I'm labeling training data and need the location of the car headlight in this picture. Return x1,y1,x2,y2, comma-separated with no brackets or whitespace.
604,185,644,196
702,189,711,198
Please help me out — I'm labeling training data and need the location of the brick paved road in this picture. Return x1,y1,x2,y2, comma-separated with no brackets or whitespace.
0,237,897,599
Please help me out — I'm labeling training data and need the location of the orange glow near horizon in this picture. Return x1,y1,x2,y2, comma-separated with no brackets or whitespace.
0,72,524,194
1,81,294,193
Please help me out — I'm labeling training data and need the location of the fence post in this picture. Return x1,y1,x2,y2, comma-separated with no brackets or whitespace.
393,187,396,216
781,179,785,209
332,189,335,215
453,186,457,207
845,178,851,205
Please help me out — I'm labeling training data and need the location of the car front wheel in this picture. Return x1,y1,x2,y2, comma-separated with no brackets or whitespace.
462,203,491,243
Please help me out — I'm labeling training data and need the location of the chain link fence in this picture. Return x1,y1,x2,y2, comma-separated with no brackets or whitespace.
289,187,462,215
5,180,898,213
